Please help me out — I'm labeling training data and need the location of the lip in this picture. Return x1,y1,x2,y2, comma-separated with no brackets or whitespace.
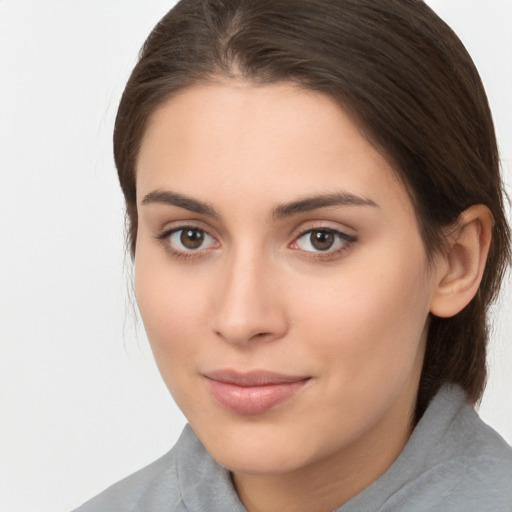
203,369,311,415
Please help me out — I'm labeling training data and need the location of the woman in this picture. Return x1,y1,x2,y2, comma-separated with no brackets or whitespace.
75,0,512,510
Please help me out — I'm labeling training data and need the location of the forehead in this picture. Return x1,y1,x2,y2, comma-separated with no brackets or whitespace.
136,81,411,215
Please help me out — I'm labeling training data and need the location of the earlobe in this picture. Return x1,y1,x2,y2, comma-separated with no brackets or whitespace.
430,204,493,318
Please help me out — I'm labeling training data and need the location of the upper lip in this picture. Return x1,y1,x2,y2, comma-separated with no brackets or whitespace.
203,369,310,387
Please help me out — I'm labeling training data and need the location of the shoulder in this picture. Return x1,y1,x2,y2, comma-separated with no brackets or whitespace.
341,385,512,512
435,389,512,511
387,385,512,511
72,428,188,512
73,424,245,512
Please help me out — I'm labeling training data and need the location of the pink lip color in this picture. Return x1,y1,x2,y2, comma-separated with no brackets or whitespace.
203,370,310,415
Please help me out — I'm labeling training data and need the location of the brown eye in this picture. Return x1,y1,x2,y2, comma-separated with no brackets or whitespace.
180,228,204,249
293,228,355,255
165,227,217,254
310,230,335,251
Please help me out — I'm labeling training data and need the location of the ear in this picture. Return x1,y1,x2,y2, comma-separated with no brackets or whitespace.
430,204,493,318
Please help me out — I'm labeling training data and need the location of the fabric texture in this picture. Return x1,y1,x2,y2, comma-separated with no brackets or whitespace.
73,385,512,511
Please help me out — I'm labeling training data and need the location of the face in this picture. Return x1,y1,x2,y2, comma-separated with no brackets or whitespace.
135,82,440,478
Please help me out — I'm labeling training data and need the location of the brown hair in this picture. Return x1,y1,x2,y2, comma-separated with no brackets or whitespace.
114,0,511,420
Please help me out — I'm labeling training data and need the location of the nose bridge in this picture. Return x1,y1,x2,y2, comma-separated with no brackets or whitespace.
210,242,287,345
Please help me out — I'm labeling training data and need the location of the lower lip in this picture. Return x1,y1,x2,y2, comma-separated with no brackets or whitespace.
204,378,310,415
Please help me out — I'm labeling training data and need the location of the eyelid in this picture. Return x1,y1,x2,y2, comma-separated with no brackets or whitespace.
288,222,357,258
153,220,356,260
289,219,356,241
292,228,355,248
155,222,220,259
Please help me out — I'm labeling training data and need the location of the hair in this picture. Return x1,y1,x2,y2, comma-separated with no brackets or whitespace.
113,0,511,421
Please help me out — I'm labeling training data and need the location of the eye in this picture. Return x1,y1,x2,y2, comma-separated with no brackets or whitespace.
293,228,355,254
159,226,218,255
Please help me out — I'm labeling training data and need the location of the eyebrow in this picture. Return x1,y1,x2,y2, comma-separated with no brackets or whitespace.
141,189,379,219
272,192,379,219
141,190,218,217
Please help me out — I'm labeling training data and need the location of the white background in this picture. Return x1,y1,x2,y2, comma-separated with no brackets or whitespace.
0,1,510,511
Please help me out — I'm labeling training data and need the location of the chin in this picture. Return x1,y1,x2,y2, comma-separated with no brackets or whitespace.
212,444,311,476
193,419,320,476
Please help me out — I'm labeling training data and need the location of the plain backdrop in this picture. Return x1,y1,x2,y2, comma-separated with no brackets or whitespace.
0,1,510,511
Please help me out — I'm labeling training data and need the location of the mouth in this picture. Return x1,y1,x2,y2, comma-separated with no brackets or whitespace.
203,369,311,415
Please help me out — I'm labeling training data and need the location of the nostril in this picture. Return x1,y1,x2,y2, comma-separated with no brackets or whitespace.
252,332,270,339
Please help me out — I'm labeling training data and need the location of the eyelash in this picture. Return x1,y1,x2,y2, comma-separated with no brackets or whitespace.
155,225,357,261
291,228,357,260
155,225,218,260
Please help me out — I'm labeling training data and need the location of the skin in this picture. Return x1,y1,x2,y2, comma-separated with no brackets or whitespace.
134,82,490,512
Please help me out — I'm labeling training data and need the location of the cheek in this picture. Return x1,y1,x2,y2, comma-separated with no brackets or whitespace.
135,268,209,417
134,247,207,379
290,245,432,386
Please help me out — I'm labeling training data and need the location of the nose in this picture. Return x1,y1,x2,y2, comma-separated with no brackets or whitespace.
209,250,288,346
